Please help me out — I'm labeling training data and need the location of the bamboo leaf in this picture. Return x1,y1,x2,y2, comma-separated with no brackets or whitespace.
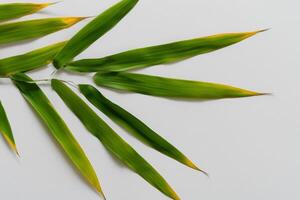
79,84,206,174
94,72,264,99
11,74,104,198
0,41,67,76
0,17,85,45
66,30,266,72
0,2,53,22
53,0,139,68
51,79,180,200
0,101,18,155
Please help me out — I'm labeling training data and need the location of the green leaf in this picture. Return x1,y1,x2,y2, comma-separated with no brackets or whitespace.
66,30,266,72
0,101,18,155
79,84,206,174
11,74,104,198
51,79,180,200
0,2,53,22
0,17,85,45
53,0,139,68
94,72,264,99
0,41,67,76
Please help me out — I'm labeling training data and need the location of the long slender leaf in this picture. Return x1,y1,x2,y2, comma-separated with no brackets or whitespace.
79,84,206,174
11,74,104,197
53,0,139,68
0,101,18,155
0,17,85,45
0,41,67,76
0,2,52,22
94,72,264,99
66,30,266,72
51,79,180,200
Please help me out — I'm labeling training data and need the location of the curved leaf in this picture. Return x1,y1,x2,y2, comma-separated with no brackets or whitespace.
94,72,264,99
0,41,67,76
52,79,180,200
11,74,104,198
53,0,139,68
0,17,85,45
0,101,18,155
0,2,52,22
66,30,266,72
79,84,206,174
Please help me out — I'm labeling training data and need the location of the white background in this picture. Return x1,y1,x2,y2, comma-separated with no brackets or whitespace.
0,0,299,199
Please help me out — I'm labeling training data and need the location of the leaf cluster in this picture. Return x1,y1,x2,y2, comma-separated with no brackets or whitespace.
0,1,266,199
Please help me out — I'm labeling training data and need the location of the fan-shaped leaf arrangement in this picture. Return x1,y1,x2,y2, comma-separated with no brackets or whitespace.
0,1,266,199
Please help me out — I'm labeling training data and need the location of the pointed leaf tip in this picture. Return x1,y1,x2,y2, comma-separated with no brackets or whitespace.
256,28,270,33
36,3,54,9
239,89,266,97
184,159,208,176
62,17,88,26
3,134,19,156
242,28,269,39
0,102,18,156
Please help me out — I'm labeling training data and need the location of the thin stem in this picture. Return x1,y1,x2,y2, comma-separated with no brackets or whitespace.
9,76,79,90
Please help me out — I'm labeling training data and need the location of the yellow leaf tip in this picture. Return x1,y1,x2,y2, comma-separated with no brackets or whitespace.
98,191,107,200
255,28,271,33
2,134,19,156
238,89,269,97
11,144,20,157
256,92,272,96
241,28,269,39
15,148,20,158
185,159,209,176
245,91,270,97
166,185,181,200
195,167,209,177
95,184,106,200
172,193,181,200
36,2,58,9
62,17,88,26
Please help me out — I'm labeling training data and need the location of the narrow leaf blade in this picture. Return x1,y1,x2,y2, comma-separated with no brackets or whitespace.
53,0,139,68
66,30,266,72
94,72,264,99
79,84,205,173
0,101,18,155
0,17,85,45
0,2,52,22
11,74,104,197
52,79,180,200
0,41,67,76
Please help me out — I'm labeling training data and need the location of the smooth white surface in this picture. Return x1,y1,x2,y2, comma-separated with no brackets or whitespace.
0,0,299,199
